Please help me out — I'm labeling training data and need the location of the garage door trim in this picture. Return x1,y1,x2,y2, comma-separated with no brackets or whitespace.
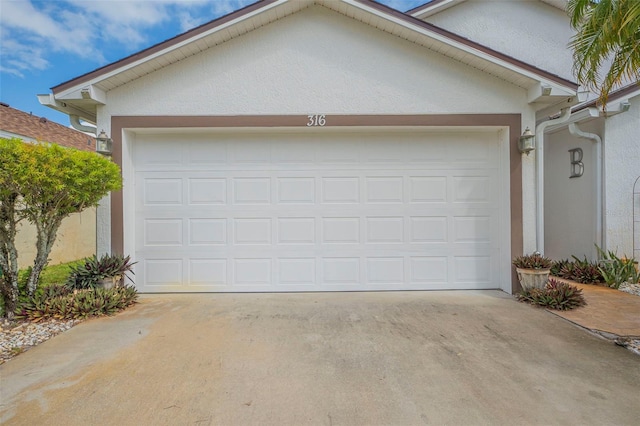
110,114,522,292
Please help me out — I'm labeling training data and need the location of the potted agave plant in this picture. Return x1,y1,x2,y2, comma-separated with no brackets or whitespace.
66,254,136,290
513,252,553,290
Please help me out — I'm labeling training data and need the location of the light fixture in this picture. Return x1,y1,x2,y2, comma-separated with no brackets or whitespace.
518,127,535,155
96,129,113,156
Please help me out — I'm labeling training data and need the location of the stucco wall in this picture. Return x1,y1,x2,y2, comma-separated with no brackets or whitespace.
544,119,603,260
423,0,575,81
101,6,528,118
16,208,96,269
604,95,640,257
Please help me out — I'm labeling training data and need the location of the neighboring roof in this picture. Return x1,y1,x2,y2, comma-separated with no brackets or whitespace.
0,103,95,151
407,0,567,18
574,81,640,113
41,0,578,122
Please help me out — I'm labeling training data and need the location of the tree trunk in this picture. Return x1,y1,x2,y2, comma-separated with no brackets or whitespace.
0,194,20,319
26,217,62,296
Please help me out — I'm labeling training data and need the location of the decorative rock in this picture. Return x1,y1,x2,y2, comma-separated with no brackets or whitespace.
0,318,78,364
619,282,640,297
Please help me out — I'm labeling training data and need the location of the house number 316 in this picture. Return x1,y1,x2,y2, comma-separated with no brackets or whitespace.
307,114,326,127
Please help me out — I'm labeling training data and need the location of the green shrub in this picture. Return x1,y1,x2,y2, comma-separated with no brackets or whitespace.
517,278,586,310
596,245,639,289
16,284,138,320
66,254,136,290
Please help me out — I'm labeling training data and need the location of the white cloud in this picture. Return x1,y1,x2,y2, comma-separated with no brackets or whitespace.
0,0,254,77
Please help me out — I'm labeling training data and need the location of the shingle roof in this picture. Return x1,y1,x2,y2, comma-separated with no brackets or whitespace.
0,103,95,151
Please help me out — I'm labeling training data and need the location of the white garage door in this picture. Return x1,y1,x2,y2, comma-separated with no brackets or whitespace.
132,130,505,292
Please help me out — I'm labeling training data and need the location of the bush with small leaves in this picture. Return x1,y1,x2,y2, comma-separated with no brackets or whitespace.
516,278,586,311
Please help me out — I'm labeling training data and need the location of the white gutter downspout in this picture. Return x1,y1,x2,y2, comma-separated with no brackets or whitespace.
568,123,603,251
70,115,96,134
536,107,572,254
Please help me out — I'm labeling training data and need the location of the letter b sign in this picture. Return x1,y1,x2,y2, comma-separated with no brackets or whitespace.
569,148,584,178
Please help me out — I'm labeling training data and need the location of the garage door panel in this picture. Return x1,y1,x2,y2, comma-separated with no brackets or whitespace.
277,218,316,244
409,176,447,203
144,259,183,286
188,178,227,205
132,131,506,291
277,258,316,285
188,219,227,245
409,216,448,242
142,178,183,206
410,256,449,284
189,258,228,286
277,177,316,204
233,258,272,285
366,177,404,203
321,177,360,204
232,178,271,204
233,218,272,245
322,217,360,244
143,219,183,246
366,217,404,243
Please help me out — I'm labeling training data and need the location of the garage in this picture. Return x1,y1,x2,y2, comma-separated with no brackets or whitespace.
39,0,577,293
131,129,508,291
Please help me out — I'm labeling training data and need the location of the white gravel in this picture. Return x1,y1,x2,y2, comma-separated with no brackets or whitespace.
0,318,78,364
619,282,640,297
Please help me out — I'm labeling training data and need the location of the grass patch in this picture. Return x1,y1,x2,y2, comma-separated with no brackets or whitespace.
17,259,86,288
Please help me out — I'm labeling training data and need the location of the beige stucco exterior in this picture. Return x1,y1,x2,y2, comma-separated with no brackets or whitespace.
15,208,96,269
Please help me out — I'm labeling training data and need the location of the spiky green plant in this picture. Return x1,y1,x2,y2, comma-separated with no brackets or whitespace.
517,279,587,311
66,254,136,290
596,245,640,288
16,284,138,320
513,253,553,269
551,259,571,276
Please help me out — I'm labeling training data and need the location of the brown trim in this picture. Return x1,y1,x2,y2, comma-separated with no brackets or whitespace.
53,0,577,95
111,113,523,292
406,0,451,15
572,81,640,112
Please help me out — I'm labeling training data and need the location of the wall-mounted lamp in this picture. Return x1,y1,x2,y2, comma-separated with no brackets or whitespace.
96,130,113,156
518,127,535,155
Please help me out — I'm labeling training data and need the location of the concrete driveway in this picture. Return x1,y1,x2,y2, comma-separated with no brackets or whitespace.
1,291,639,425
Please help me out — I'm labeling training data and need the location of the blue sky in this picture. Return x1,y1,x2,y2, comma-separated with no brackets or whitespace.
1,0,426,127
